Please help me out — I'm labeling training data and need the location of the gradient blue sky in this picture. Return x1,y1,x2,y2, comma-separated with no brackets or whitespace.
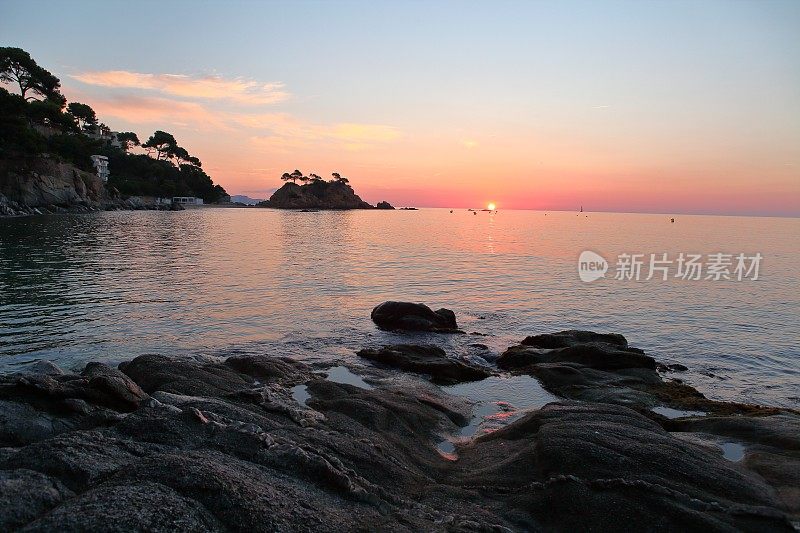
2,0,799,214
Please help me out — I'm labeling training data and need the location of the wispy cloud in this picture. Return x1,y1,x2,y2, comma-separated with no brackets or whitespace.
242,113,400,151
82,93,400,150
71,70,289,105
84,94,231,130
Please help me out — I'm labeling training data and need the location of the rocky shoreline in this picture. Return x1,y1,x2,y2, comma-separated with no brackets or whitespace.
0,197,184,217
0,302,797,531
0,157,188,218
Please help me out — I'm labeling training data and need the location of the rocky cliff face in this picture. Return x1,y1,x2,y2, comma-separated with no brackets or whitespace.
0,157,117,216
261,181,373,209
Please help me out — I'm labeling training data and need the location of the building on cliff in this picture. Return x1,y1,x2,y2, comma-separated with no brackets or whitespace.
90,155,109,183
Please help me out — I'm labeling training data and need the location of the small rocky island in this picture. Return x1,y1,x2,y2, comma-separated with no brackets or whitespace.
258,170,394,210
0,301,797,531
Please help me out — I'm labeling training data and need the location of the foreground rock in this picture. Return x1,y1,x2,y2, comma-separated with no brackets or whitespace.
357,344,491,384
0,341,797,530
370,301,460,332
498,330,781,417
461,401,795,531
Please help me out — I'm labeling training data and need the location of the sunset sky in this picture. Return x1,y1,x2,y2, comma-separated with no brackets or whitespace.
3,0,799,215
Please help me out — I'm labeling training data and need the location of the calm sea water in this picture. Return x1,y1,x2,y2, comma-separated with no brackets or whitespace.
0,208,798,407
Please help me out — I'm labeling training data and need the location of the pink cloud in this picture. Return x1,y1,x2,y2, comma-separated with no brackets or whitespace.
84,94,231,131
71,70,289,105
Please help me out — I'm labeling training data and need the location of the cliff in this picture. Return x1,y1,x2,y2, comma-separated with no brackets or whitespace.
260,181,373,209
0,157,119,216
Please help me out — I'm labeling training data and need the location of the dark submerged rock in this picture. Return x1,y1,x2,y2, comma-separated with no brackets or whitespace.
521,329,629,349
498,342,655,371
370,301,460,332
357,344,491,384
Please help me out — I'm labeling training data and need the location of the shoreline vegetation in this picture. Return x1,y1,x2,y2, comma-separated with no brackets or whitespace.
0,48,399,217
0,301,797,530
0,47,227,217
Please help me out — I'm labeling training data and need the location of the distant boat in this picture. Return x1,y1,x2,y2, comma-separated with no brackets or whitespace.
580,205,583,212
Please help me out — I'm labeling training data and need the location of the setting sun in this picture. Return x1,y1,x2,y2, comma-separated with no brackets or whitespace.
487,202,496,211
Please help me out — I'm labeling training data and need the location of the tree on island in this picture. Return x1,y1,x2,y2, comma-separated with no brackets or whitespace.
332,172,349,184
0,47,65,105
116,132,140,152
280,169,306,184
66,102,98,131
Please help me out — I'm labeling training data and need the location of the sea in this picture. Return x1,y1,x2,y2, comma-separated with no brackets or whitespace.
1,208,797,411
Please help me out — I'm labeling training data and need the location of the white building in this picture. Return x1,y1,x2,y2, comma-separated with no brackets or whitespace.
90,155,109,183
172,196,204,206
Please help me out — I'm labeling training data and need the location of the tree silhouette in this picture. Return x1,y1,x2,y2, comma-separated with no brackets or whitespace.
0,47,64,105
117,132,140,152
332,172,349,184
142,130,177,160
171,146,191,166
66,102,97,131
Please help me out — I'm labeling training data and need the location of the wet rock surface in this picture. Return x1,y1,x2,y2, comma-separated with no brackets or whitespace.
498,330,781,417
357,344,492,384
0,328,797,531
370,301,460,332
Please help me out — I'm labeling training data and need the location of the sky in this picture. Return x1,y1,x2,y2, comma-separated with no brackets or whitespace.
2,0,799,215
